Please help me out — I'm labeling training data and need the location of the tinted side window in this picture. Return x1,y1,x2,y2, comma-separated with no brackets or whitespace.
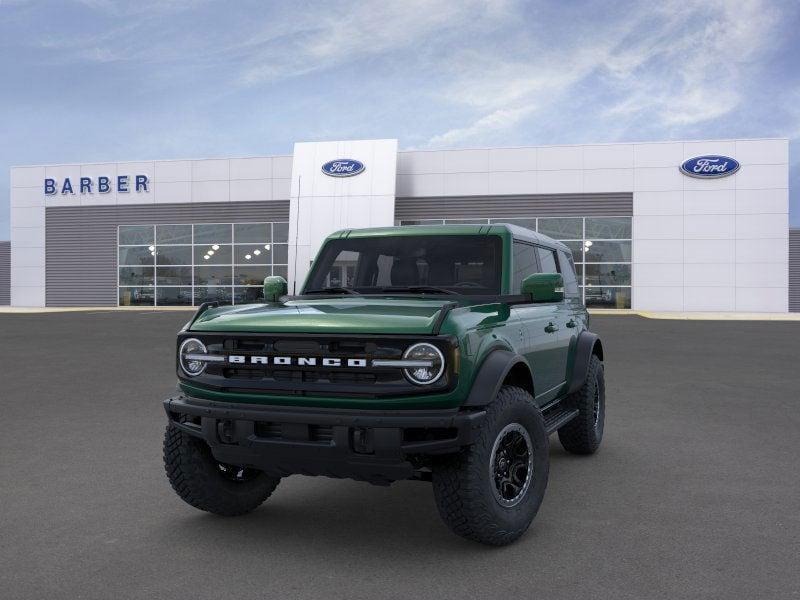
513,242,539,293
536,247,559,274
558,250,579,298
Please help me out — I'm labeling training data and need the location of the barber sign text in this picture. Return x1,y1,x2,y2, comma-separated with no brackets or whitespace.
44,174,149,195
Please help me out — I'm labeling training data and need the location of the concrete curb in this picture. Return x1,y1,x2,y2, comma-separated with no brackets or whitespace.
588,309,800,321
0,306,196,313
1,306,798,321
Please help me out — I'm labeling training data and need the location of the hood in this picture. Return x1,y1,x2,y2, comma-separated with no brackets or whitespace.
188,297,455,335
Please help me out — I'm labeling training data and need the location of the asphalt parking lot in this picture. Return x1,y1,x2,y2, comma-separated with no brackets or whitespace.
1,312,798,600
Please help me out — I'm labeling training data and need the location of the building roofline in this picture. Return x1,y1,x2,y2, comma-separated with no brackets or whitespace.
10,137,789,170
397,137,790,153
10,154,293,169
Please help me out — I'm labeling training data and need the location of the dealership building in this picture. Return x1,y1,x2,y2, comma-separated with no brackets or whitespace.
3,137,798,312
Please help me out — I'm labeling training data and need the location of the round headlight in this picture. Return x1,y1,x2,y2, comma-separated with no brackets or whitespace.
403,342,445,385
179,337,208,377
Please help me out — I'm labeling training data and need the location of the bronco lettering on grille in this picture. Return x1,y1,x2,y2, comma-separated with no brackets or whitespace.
227,355,368,367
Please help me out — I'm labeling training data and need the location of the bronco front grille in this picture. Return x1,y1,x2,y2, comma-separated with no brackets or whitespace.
178,333,457,399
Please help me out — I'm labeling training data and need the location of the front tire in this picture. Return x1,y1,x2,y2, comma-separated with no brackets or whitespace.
558,354,605,455
432,386,549,546
163,423,280,516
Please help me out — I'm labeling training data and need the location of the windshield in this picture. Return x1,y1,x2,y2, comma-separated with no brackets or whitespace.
304,235,502,296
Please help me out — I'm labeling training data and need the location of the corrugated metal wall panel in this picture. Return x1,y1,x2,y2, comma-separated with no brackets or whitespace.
395,193,633,220
790,228,800,313
45,201,289,307
0,241,10,306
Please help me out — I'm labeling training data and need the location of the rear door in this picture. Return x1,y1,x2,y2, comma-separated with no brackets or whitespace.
532,245,572,397
557,248,586,386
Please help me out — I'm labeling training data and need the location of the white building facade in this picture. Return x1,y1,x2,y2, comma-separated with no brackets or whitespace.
7,137,792,312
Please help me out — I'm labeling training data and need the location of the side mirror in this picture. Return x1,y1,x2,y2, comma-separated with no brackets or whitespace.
521,273,564,303
263,276,288,303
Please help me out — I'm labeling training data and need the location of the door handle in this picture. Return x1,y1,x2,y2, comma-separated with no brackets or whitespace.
566,319,577,328
545,322,559,333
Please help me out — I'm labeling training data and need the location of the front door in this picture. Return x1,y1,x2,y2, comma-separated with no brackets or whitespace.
531,245,571,400
511,241,570,404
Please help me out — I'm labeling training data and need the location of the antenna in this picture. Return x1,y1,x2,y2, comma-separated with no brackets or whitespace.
292,175,301,295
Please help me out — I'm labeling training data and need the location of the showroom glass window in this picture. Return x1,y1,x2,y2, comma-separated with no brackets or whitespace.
118,222,289,306
397,216,632,308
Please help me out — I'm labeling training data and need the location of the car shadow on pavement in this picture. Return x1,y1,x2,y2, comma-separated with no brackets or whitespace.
151,446,581,557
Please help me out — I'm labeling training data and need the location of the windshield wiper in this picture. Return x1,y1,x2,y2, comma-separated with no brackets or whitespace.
304,287,361,295
377,286,457,295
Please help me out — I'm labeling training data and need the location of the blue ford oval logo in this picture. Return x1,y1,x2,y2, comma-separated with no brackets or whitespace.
680,155,740,178
321,159,365,177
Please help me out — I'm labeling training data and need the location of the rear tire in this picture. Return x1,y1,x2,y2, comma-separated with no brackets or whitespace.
431,385,549,546
163,423,280,516
558,354,605,455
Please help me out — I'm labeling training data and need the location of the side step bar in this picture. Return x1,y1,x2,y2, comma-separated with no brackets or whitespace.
543,406,579,434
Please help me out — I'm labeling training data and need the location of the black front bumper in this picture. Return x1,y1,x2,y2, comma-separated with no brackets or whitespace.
163,395,486,484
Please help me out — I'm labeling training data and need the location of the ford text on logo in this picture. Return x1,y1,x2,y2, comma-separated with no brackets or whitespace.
321,159,365,177
680,156,740,178
44,175,149,195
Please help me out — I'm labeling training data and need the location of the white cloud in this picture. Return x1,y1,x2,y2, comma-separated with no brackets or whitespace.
423,0,787,146
237,1,513,86
428,105,536,147
603,0,781,126
784,86,800,143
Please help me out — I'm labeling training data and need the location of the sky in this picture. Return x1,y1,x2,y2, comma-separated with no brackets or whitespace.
1,0,799,237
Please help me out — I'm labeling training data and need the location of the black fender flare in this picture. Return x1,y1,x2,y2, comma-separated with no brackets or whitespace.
567,332,604,394
462,349,532,407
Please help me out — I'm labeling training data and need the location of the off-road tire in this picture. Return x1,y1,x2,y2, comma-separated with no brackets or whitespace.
431,386,549,546
558,354,605,455
163,423,280,516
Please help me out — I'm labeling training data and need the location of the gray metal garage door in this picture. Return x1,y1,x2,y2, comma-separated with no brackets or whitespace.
46,201,290,307
0,241,9,306
790,228,800,313
395,193,633,220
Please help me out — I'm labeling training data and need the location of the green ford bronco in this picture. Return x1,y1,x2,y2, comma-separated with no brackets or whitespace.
163,224,605,545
